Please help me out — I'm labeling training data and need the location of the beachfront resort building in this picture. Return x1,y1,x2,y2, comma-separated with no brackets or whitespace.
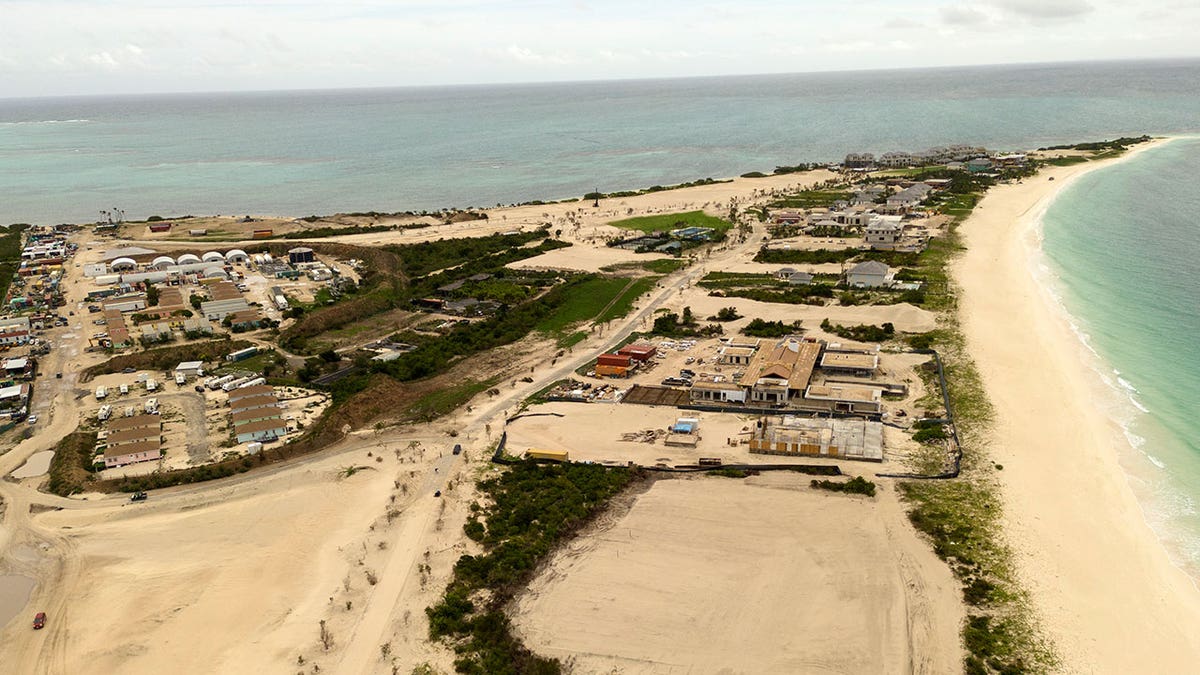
683,337,890,419
736,337,823,405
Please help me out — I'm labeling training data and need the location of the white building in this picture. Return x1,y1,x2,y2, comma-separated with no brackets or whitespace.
174,361,205,378
846,261,894,288
864,216,904,247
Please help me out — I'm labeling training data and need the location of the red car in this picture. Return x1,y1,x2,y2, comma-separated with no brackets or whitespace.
33,612,46,630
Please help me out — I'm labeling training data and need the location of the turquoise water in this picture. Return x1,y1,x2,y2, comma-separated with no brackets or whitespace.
3,58,1200,225
1042,137,1200,571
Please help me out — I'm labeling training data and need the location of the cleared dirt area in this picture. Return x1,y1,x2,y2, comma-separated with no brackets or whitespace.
512,475,963,674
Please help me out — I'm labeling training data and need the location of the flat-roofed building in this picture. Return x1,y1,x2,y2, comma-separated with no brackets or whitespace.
617,343,657,362
819,349,881,377
689,380,747,404
803,383,883,415
718,345,757,366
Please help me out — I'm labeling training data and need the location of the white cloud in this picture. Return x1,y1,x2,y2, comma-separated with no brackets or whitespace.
941,5,991,25
0,0,1193,97
991,0,1093,19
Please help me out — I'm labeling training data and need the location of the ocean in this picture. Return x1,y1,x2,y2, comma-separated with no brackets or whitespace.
3,58,1200,225
1041,137,1200,573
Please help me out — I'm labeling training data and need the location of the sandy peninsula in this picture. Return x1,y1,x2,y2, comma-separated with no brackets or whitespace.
955,138,1200,672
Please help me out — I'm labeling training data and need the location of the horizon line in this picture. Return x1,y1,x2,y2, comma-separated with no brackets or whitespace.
2,55,1199,104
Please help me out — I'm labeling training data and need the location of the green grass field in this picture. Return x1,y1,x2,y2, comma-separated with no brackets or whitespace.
535,276,658,346
767,190,853,209
595,277,657,324
608,210,731,235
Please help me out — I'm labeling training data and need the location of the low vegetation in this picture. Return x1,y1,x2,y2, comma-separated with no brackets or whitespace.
892,172,1058,673
741,318,803,337
584,176,731,200
0,224,29,302
715,284,835,306
754,248,921,267
388,229,552,277
428,461,646,673
1039,136,1150,152
810,476,876,497
608,210,732,235
820,318,895,342
47,431,99,496
650,306,723,338
766,189,851,209
706,306,741,322
400,377,502,423
81,338,251,382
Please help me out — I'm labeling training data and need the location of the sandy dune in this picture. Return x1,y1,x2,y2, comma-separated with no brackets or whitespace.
661,287,939,334
507,244,671,273
956,139,1200,672
513,475,962,674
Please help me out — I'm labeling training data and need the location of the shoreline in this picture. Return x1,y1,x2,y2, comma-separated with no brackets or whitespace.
1026,138,1200,584
956,137,1200,671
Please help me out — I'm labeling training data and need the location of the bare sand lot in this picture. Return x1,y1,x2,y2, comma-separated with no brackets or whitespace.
513,475,962,674
659,287,939,335
507,244,671,273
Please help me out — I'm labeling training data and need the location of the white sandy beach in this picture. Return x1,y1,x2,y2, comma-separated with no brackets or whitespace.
955,138,1200,672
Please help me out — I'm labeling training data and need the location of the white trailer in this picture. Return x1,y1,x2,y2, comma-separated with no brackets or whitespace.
175,372,187,385
97,405,112,421
237,377,266,389
95,386,107,400
144,398,159,414
119,383,129,395
146,378,158,392
222,377,252,392
208,375,235,390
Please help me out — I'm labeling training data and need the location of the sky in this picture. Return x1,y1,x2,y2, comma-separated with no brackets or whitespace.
0,0,1198,98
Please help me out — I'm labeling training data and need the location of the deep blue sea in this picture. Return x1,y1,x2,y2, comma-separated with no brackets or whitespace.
1043,137,1200,572
3,58,1200,225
